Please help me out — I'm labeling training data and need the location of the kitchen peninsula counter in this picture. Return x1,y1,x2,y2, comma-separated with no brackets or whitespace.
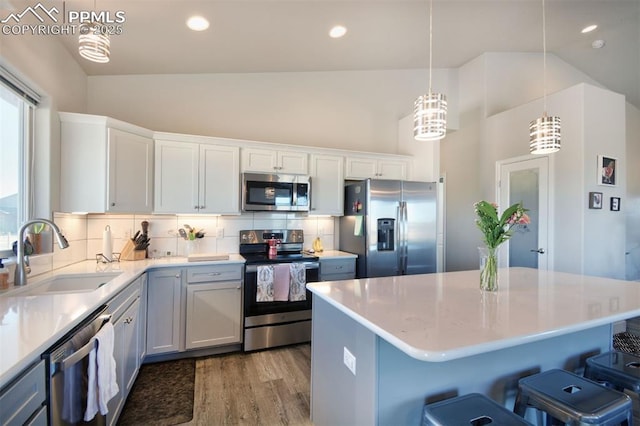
0,255,245,390
307,268,640,425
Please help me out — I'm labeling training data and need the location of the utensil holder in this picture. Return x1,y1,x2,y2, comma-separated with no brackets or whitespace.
120,240,146,261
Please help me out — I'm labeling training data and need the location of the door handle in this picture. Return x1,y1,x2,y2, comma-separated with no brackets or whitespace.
530,248,545,254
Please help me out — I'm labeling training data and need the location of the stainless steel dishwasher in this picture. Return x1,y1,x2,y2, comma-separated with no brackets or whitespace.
41,305,111,426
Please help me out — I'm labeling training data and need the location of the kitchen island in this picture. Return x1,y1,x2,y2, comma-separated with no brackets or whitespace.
307,268,640,425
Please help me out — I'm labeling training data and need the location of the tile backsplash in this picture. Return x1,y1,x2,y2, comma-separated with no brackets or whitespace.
84,212,337,259
20,212,337,282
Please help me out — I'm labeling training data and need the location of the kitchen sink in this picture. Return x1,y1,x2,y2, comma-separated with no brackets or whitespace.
7,272,123,296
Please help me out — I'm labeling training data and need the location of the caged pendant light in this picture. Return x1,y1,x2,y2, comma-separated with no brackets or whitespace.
78,21,110,63
529,0,560,154
413,0,447,141
78,1,110,63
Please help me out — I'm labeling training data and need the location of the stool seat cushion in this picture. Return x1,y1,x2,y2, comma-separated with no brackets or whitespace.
423,393,532,426
514,369,632,425
585,351,640,392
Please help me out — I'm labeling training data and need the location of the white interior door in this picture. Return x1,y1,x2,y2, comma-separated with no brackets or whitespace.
497,156,550,270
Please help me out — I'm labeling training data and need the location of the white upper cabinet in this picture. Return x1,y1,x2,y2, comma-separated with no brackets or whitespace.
242,147,308,174
309,154,344,216
154,137,240,214
59,112,153,213
345,155,409,180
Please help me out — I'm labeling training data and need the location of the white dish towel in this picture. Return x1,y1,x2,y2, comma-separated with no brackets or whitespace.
84,321,119,421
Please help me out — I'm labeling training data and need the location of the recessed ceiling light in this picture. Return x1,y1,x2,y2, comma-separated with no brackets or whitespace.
581,24,598,34
187,15,210,31
329,25,347,38
592,39,606,49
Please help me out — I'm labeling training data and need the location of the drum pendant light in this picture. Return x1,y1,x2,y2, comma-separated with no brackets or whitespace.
78,1,110,63
413,0,447,141
529,0,560,154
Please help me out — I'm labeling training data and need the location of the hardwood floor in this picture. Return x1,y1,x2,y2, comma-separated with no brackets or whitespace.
182,344,313,426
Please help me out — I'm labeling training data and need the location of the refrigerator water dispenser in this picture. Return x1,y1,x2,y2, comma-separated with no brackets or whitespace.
377,218,395,251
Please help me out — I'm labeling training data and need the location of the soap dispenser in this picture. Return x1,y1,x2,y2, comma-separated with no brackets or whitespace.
0,259,8,290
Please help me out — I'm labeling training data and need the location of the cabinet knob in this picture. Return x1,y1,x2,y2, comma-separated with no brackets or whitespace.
200,205,205,209
125,317,133,324
175,274,181,278
194,206,199,210
111,202,116,206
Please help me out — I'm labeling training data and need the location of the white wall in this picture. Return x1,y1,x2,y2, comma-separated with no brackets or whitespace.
86,69,458,155
485,84,626,279
625,103,640,280
441,52,623,273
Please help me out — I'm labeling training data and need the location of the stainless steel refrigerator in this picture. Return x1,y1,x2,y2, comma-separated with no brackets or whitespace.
339,179,437,278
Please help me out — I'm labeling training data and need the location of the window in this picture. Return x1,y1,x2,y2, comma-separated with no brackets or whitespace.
0,70,37,256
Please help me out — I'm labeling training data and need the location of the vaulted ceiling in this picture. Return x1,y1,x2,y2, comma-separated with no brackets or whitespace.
6,1,640,107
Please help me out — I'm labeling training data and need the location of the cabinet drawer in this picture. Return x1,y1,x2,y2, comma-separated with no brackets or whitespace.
109,277,141,320
187,265,242,283
0,360,46,426
322,272,356,281
320,259,355,275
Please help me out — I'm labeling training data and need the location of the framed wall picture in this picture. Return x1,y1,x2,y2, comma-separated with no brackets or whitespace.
589,192,603,209
610,197,621,211
598,155,617,186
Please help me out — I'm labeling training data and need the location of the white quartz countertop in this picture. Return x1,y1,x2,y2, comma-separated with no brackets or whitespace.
0,255,245,389
311,250,357,259
307,268,640,362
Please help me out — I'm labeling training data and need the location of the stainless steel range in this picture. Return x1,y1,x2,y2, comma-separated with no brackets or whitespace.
240,229,319,351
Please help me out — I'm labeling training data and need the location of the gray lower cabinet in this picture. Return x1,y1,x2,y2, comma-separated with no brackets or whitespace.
0,360,46,426
185,265,243,349
320,258,356,281
146,264,244,355
146,268,182,355
107,274,144,426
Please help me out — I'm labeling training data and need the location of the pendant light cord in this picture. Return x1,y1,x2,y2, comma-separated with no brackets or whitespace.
542,0,547,115
428,0,433,94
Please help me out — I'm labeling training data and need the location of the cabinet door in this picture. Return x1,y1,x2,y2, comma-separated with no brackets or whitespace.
146,269,182,355
107,315,125,426
278,151,308,174
377,159,408,180
241,147,277,173
345,156,378,179
200,144,240,214
154,140,199,213
310,154,344,215
107,128,154,213
121,299,140,396
185,281,242,349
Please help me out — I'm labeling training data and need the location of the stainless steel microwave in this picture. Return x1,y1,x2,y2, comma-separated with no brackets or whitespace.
242,173,311,212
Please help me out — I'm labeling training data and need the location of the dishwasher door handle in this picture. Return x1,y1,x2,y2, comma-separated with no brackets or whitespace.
59,313,112,371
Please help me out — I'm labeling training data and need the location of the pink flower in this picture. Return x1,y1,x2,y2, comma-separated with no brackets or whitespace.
518,213,531,225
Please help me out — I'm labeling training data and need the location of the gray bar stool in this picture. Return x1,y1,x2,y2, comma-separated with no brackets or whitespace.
513,369,633,425
585,351,640,393
422,393,533,425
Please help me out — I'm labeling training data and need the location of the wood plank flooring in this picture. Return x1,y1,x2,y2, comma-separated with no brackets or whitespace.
181,344,313,426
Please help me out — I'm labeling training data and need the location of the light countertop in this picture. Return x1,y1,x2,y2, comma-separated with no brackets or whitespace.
307,267,640,362
0,255,244,389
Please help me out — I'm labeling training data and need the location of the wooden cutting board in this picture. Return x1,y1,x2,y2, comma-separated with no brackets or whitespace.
187,253,230,262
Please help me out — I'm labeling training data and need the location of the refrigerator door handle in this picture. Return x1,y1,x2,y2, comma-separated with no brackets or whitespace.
399,201,407,274
396,202,402,274
403,201,408,274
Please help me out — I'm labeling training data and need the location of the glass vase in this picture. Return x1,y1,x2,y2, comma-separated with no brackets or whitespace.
479,246,499,292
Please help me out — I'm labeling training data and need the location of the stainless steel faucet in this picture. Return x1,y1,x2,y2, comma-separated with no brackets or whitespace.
14,218,69,286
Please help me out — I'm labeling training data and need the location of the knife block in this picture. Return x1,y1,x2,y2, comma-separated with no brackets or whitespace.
120,240,146,261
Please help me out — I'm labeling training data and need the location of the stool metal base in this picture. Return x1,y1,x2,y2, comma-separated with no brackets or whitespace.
585,351,640,393
423,393,532,426
514,369,632,425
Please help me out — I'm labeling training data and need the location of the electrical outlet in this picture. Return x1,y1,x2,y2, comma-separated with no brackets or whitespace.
216,228,224,238
343,347,356,375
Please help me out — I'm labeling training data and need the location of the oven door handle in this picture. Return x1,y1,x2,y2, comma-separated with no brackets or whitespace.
245,262,319,273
